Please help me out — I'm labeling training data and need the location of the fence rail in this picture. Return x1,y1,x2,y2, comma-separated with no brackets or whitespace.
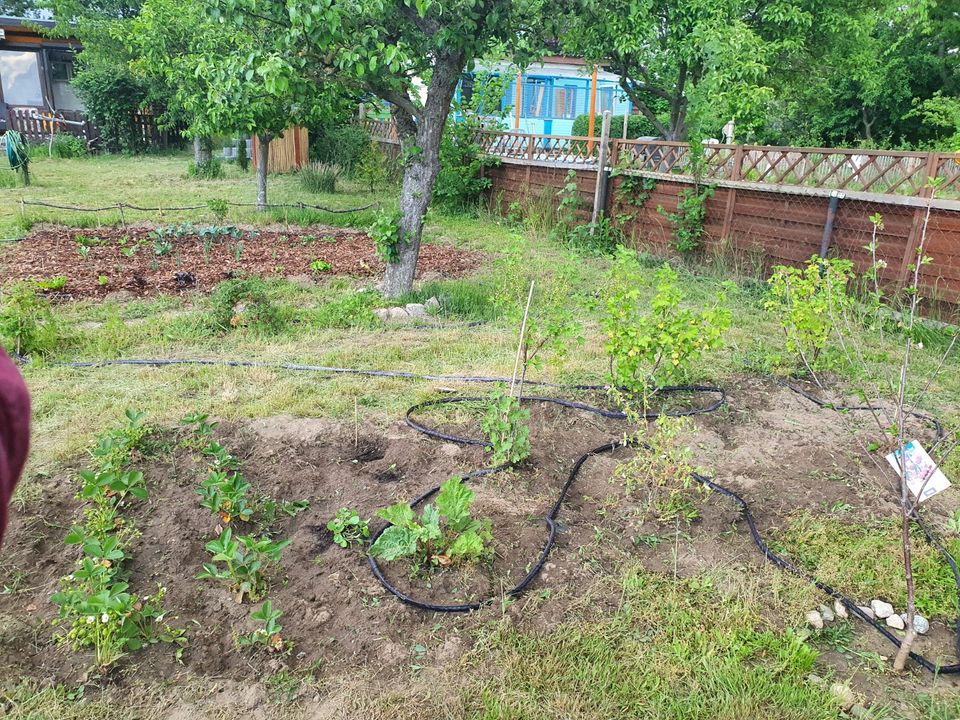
366,119,960,199
7,106,174,151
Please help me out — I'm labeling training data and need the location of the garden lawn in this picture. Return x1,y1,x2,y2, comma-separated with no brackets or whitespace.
1,152,960,720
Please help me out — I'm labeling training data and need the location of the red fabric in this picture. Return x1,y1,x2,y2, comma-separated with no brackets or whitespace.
0,349,30,545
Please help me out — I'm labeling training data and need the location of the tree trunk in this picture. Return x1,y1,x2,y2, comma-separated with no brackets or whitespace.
193,136,212,165
381,50,465,299
255,133,271,212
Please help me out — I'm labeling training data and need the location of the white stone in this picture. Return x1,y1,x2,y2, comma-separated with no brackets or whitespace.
870,599,894,619
388,307,410,320
805,610,824,630
819,604,835,622
374,308,391,321
900,613,930,635
857,605,875,620
833,599,849,619
425,296,441,310
885,613,905,630
405,303,427,317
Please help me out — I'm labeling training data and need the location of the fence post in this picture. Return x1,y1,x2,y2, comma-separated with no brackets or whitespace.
720,144,743,241
525,133,534,186
897,152,940,285
591,111,612,230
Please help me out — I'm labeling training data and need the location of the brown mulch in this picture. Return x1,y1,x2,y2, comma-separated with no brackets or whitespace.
0,224,485,298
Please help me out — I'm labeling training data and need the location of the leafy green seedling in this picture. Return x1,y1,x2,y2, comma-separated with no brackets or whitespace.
369,477,492,567
327,508,369,548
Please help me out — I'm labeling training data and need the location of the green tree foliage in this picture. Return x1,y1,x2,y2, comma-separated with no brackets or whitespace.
561,0,793,140
759,1,958,148
211,0,551,296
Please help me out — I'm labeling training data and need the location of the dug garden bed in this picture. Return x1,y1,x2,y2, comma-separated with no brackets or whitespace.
0,376,958,713
0,224,484,299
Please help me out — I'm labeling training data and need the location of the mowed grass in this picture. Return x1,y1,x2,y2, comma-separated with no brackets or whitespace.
0,151,390,240
2,153,960,718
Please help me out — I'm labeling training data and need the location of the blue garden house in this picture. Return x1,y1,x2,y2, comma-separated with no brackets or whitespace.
476,56,632,137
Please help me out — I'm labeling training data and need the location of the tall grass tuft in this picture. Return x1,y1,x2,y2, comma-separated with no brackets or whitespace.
298,162,342,194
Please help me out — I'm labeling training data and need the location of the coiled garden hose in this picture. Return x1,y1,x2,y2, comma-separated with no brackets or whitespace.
57,357,960,673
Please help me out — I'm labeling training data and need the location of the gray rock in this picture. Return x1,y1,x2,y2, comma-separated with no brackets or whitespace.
833,599,849,619
819,604,835,622
374,308,391,322
805,610,824,630
857,605,875,620
405,303,427,317
806,673,824,686
870,599,894,619
388,307,410,320
439,443,460,457
425,296,441,310
900,613,930,635
885,613,905,630
830,683,856,712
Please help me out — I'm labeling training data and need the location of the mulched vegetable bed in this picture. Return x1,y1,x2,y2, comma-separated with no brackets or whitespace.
0,224,484,299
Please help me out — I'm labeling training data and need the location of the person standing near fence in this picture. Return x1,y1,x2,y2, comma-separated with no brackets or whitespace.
0,349,30,545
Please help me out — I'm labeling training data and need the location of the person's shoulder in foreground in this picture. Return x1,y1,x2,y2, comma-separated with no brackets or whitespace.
0,349,30,544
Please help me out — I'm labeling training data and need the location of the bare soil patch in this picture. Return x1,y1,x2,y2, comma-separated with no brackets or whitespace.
0,376,958,712
0,224,484,299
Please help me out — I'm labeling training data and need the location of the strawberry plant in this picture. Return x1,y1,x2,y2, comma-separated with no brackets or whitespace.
479,388,531,466
89,409,150,473
197,527,290,602
327,508,370,548
197,469,253,524
236,599,287,653
369,477,492,567
79,469,148,505
51,581,183,668
51,410,183,669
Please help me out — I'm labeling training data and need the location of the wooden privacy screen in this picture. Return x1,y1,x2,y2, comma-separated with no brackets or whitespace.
366,121,960,307
252,127,309,173
483,161,960,307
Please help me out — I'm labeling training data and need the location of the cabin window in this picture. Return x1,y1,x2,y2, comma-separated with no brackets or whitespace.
598,87,616,114
555,85,578,119
0,50,44,107
523,78,549,118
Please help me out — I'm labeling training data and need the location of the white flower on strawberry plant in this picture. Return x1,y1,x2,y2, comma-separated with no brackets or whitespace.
86,616,96,624
101,613,109,624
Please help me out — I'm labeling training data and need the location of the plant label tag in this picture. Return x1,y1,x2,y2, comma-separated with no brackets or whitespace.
885,440,952,502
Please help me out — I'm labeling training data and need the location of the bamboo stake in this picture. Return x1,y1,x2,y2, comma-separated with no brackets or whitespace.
509,281,535,398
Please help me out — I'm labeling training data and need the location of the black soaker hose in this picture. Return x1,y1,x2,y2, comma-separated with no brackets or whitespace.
59,357,960,673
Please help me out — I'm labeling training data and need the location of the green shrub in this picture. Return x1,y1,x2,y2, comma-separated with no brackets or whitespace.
572,113,658,139
236,137,249,172
50,133,88,159
298,162,341,194
765,257,855,370
434,115,495,212
209,278,286,334
0,281,64,357
354,140,394,191
657,184,716,254
601,248,732,392
188,157,225,180
312,125,371,174
72,63,151,153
